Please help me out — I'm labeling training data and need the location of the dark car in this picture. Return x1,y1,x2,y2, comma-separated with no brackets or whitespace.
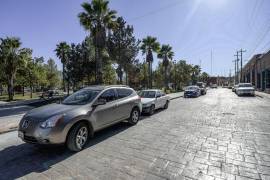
197,82,207,95
184,86,201,98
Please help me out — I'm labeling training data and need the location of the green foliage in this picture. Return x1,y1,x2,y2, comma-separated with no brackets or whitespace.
108,17,140,84
78,0,118,84
0,37,26,100
157,44,174,89
140,36,160,88
45,58,60,89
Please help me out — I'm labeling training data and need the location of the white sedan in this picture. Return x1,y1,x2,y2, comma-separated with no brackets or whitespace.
138,89,170,115
236,83,255,96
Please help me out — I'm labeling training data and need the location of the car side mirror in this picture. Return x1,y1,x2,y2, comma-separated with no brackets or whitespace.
92,99,106,107
156,95,161,98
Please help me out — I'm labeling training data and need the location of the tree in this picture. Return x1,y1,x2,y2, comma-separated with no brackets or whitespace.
55,42,70,92
172,60,193,90
200,72,209,83
78,0,117,84
140,36,160,89
45,58,60,89
158,44,174,89
191,65,201,84
81,36,96,85
0,37,26,101
108,17,140,84
19,48,34,98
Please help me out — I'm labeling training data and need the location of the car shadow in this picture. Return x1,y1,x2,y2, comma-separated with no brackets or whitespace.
0,122,131,180
140,108,164,121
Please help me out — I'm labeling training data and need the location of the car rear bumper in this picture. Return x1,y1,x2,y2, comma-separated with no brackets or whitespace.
237,91,255,96
142,106,151,113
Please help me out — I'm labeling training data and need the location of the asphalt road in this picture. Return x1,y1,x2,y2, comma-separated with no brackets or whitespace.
0,89,270,180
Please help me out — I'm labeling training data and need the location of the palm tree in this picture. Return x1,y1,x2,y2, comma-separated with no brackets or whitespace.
0,37,25,101
78,0,117,84
191,65,201,84
140,36,160,88
55,42,70,92
158,44,174,89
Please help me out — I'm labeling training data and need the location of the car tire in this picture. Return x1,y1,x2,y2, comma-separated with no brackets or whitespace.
128,107,140,125
163,100,169,109
148,105,155,115
67,122,89,152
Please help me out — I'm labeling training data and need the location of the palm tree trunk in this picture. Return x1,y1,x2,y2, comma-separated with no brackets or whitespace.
7,75,14,101
97,47,103,84
62,64,66,92
22,85,24,96
0,83,2,96
30,82,33,99
164,65,168,90
148,61,151,88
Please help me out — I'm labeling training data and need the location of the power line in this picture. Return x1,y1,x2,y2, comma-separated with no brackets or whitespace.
247,23,270,59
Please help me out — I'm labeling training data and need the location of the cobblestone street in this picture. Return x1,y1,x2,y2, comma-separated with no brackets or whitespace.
0,88,270,180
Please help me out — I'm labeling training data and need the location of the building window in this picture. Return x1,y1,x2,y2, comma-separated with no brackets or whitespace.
266,69,270,88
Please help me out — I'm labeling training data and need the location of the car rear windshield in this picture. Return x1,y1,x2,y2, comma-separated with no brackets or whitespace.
62,89,100,105
186,86,198,90
239,84,253,87
138,91,156,98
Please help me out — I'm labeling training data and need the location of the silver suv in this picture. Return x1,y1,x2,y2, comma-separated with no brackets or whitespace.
18,85,142,151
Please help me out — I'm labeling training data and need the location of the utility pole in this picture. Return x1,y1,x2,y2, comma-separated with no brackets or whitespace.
211,50,213,76
229,69,232,86
174,60,177,91
234,51,240,84
232,60,237,84
238,49,246,83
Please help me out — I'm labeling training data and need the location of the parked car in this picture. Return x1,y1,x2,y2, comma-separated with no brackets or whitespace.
211,84,218,88
18,85,142,152
40,89,61,100
197,82,207,95
184,86,201,98
232,84,238,92
138,89,170,115
236,83,255,96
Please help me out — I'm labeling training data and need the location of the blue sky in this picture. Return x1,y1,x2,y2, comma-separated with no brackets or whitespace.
1,0,270,76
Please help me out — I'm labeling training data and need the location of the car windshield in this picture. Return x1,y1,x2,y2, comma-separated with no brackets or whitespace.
62,89,100,105
239,84,253,88
138,91,156,98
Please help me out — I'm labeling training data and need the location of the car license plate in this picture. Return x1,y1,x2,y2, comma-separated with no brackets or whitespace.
18,131,24,139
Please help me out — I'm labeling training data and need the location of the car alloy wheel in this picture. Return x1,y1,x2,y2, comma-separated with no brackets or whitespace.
149,105,155,115
76,127,88,149
164,101,169,109
128,108,140,125
132,110,139,123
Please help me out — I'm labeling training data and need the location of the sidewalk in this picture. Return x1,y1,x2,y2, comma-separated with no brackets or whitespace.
0,114,24,134
0,98,41,108
168,91,184,100
256,91,270,100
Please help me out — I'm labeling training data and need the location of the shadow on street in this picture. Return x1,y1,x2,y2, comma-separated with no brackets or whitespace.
0,121,132,180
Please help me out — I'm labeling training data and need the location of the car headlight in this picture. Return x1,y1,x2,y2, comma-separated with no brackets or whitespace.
40,114,64,128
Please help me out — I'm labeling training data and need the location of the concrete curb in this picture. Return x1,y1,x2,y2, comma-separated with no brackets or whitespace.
0,126,18,135
170,95,183,100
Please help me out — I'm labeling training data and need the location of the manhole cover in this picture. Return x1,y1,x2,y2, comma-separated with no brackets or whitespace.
222,112,235,116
